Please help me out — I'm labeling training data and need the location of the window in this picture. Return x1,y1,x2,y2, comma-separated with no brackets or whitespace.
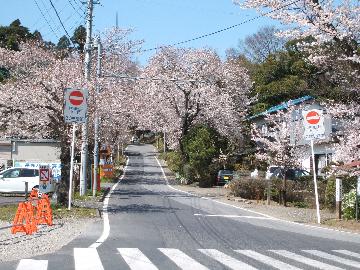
3,169,21,178
20,169,36,177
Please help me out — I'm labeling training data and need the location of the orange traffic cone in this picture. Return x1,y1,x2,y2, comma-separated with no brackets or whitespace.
11,201,37,235
36,195,53,226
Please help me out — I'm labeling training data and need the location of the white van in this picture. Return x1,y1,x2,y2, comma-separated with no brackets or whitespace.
0,167,56,193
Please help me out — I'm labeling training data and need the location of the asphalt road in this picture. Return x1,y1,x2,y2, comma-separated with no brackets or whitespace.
3,144,360,270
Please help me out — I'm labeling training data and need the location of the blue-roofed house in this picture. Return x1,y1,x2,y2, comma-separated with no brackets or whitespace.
248,96,335,175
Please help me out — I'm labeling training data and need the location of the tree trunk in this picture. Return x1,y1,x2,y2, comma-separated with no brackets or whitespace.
282,174,287,207
57,134,71,205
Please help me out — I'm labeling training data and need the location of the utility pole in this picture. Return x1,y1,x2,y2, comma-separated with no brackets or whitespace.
93,36,102,197
80,0,94,196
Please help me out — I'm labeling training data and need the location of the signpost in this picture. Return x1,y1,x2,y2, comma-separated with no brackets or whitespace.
64,88,88,210
64,88,88,124
336,178,342,219
302,108,326,224
39,165,50,193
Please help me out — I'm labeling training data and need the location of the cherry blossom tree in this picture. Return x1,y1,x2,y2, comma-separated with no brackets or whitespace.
135,47,251,156
93,28,142,148
251,107,308,205
0,42,89,203
325,102,360,176
235,0,360,92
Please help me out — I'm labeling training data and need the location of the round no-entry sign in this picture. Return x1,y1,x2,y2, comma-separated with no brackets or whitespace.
305,110,320,125
69,90,84,106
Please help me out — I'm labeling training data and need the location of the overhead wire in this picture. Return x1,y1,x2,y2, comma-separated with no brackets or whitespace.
33,0,60,39
133,0,302,54
48,0,73,41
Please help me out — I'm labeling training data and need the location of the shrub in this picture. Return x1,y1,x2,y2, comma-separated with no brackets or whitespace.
229,177,266,200
324,176,336,210
342,189,359,220
164,151,183,173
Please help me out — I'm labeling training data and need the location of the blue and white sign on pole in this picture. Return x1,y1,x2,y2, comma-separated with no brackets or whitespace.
302,109,326,141
64,88,88,123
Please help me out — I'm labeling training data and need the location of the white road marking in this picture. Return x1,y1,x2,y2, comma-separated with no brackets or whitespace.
74,248,104,270
236,250,302,270
198,249,257,270
303,250,360,269
270,250,345,270
89,157,129,248
117,248,158,270
194,213,273,220
159,248,209,270
333,250,360,259
17,259,48,270
155,156,360,237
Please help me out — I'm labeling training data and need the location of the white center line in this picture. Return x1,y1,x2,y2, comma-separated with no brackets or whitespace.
194,213,273,219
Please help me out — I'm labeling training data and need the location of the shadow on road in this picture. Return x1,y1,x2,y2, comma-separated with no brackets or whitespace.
105,203,180,214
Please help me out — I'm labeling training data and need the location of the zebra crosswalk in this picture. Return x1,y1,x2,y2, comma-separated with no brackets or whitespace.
16,248,360,270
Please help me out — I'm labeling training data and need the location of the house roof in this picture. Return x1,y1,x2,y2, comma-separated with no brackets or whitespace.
247,95,314,120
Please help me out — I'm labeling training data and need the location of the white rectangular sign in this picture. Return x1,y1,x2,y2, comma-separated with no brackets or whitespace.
64,88,88,123
336,178,342,202
302,109,326,140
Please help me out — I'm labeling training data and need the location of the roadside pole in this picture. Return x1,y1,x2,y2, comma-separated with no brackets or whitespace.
336,178,342,219
163,131,166,153
302,108,326,224
356,176,360,221
68,123,76,210
310,139,321,224
93,36,102,197
64,88,88,210
80,0,94,196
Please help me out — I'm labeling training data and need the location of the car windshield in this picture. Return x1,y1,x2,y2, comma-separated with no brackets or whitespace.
220,170,233,175
269,167,279,173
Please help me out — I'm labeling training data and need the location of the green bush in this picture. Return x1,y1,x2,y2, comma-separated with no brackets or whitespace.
229,177,267,200
342,189,359,220
165,151,183,173
324,176,336,210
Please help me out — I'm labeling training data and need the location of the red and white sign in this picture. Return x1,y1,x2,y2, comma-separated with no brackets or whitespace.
305,111,320,125
39,165,50,182
64,88,88,123
302,109,325,140
69,90,84,106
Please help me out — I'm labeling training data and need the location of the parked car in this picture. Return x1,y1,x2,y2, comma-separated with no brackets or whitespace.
265,166,280,180
216,169,233,185
270,167,310,180
0,167,39,193
131,136,139,144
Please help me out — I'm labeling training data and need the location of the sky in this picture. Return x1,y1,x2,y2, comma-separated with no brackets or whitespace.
0,0,279,65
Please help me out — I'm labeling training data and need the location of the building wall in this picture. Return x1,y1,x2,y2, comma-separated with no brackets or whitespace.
0,144,11,161
12,142,60,162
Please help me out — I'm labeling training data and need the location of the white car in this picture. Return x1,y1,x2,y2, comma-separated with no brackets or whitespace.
0,167,39,193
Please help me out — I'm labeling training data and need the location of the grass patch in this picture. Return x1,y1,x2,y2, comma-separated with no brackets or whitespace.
322,218,360,232
52,204,98,219
0,203,98,222
0,204,18,222
73,188,108,201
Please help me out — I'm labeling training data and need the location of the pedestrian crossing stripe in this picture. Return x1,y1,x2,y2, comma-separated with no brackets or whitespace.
16,248,360,270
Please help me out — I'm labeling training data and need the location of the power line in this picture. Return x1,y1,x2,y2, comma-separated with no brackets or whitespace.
48,0,73,42
33,0,60,39
67,0,86,17
134,0,302,54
